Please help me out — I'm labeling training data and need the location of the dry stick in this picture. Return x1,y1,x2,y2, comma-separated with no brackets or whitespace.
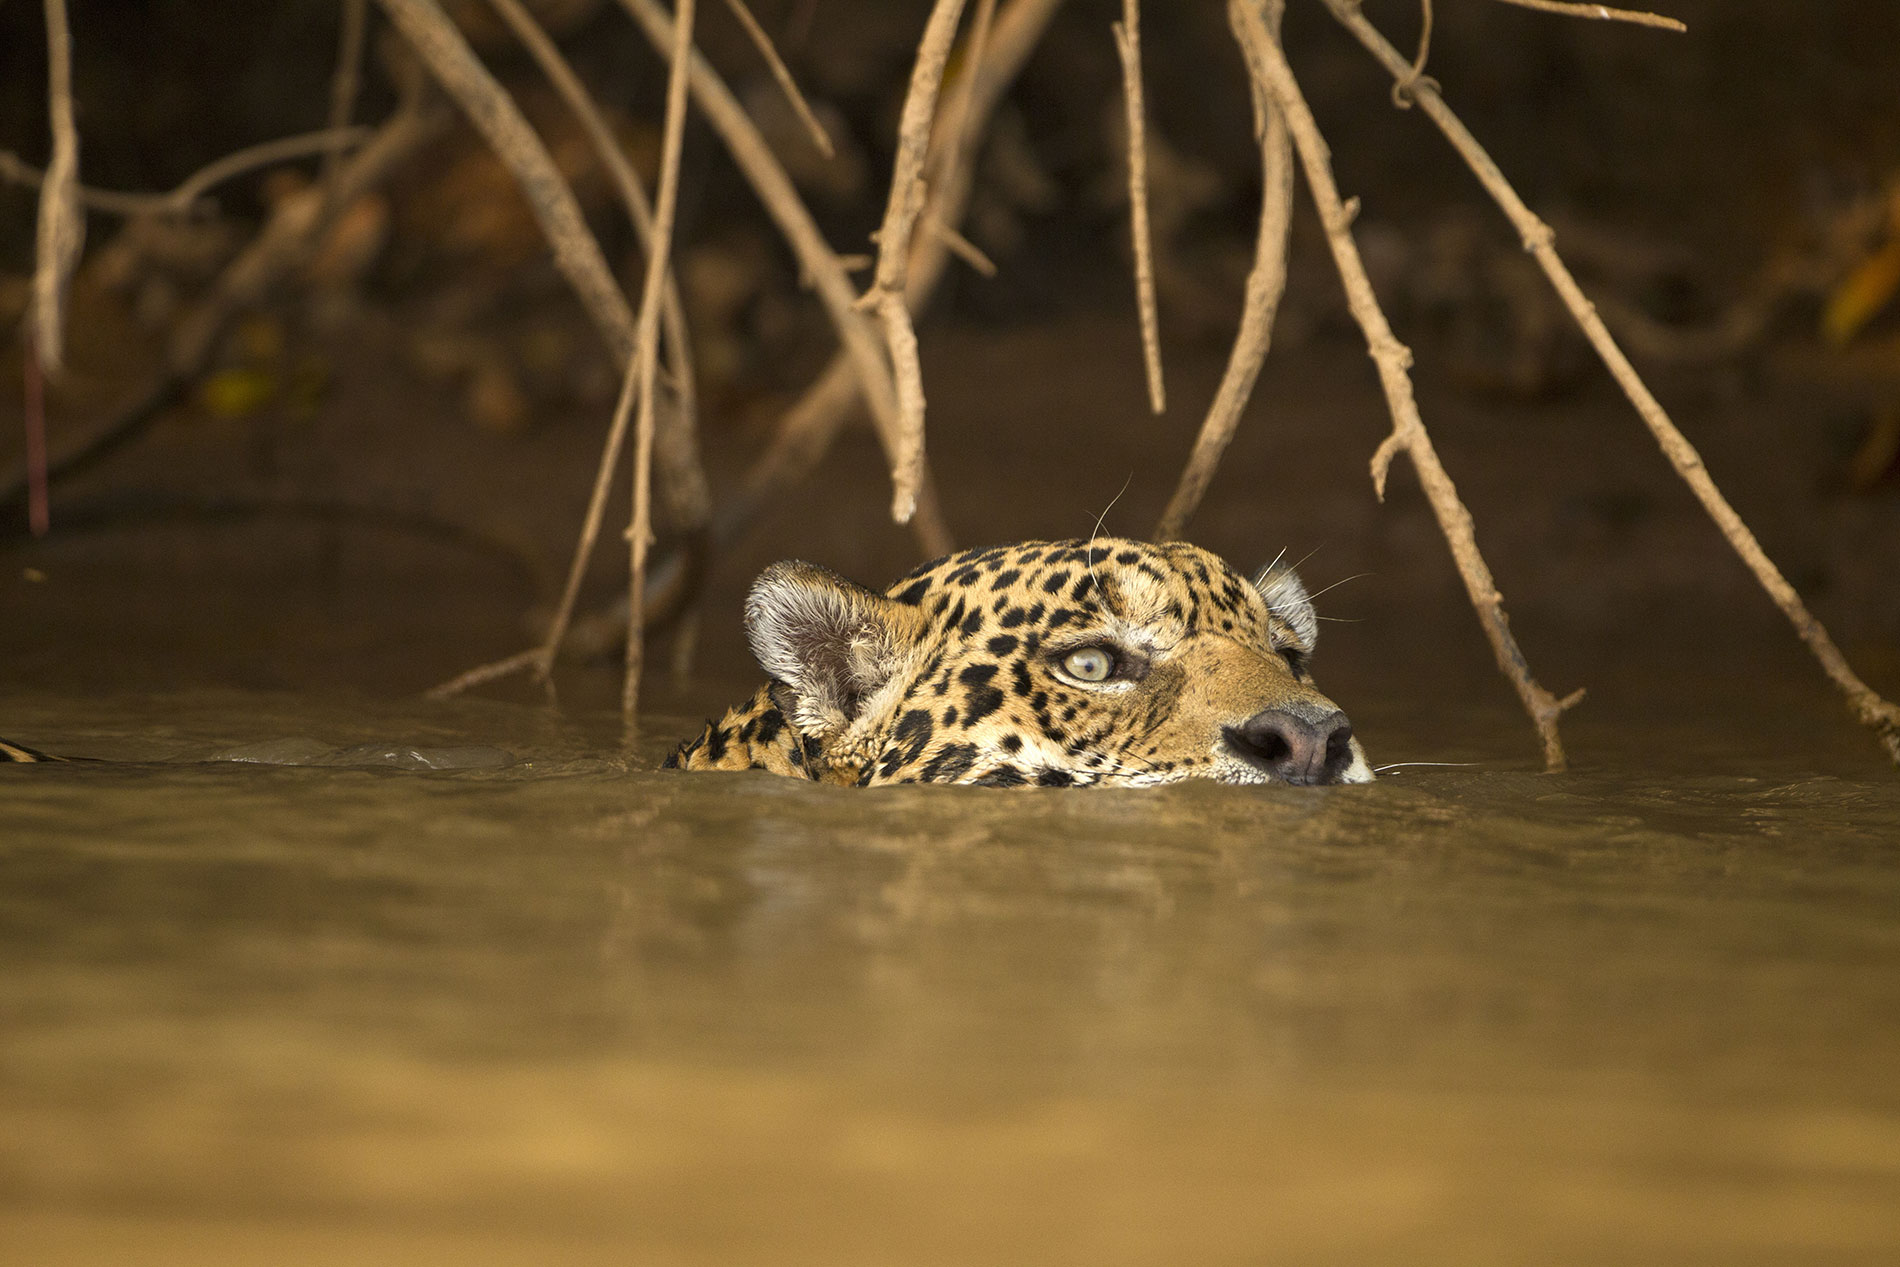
624,0,696,724
1233,0,1581,770
1113,0,1165,415
324,0,372,193
481,0,709,532
1395,0,1435,106
1326,0,1900,765
1,128,373,217
1154,0,1292,540
1488,0,1685,32
0,107,446,519
931,218,996,276
863,0,968,526
33,0,82,375
721,0,833,157
616,0,953,554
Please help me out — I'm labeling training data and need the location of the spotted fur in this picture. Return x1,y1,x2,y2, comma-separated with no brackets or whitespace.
666,538,1372,787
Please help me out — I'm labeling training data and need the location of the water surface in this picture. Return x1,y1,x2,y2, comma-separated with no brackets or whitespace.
3,685,1897,1264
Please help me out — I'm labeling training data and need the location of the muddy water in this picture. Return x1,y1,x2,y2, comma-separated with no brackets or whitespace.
3,684,1899,1266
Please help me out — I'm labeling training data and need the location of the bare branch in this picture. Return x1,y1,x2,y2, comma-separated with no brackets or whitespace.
1489,0,1685,32
2,128,373,218
33,0,83,374
1233,0,1582,770
1113,0,1165,414
1325,0,1900,766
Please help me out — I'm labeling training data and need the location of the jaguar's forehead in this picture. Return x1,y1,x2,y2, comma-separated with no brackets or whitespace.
884,537,1288,649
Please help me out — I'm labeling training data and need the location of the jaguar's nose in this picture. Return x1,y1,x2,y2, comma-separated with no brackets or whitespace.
1223,707,1355,785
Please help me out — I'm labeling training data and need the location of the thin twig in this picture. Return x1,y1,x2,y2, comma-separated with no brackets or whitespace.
863,0,969,525
1113,0,1165,414
1326,0,1900,766
425,649,544,700
1233,0,1581,771
1488,0,1685,32
624,0,696,725
931,217,996,276
33,0,83,374
615,0,953,552
720,0,834,157
169,129,376,211
1155,0,1292,539
1,128,373,218
1393,0,1437,108
323,0,372,193
480,0,709,531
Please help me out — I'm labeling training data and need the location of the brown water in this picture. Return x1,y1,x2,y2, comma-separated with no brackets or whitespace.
3,675,1898,1266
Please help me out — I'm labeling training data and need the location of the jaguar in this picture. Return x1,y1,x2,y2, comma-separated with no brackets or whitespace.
665,537,1372,787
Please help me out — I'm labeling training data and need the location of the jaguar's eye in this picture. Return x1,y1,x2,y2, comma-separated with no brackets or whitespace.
1279,648,1307,679
1062,646,1116,682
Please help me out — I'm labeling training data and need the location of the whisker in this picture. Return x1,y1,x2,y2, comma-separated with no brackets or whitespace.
1086,473,1134,616
1300,571,1372,603
1087,473,1135,547
1372,761,1479,773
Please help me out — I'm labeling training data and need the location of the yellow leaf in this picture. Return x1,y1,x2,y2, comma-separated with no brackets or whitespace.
198,367,278,418
1824,239,1900,345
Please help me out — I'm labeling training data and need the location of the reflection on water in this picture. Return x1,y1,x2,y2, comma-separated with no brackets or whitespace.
2,688,1898,1264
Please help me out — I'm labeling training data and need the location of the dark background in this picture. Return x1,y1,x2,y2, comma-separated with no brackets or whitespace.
2,0,1897,766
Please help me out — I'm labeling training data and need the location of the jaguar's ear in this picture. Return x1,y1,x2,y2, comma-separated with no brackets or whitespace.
1251,562,1318,653
744,561,928,738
